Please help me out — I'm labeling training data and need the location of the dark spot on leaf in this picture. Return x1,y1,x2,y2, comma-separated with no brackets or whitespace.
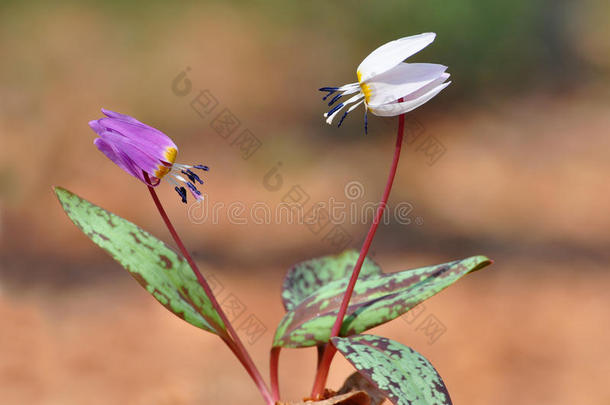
159,255,172,269
130,231,142,244
130,272,149,289
94,231,110,242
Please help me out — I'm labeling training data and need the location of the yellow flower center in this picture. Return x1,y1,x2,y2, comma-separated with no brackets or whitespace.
154,146,177,179
357,71,372,104
164,146,177,164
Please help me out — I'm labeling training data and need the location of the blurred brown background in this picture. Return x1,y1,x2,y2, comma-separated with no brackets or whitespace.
1,1,609,404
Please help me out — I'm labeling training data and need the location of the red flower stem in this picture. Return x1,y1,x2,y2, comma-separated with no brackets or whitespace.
316,344,326,370
269,346,281,402
147,185,274,405
310,110,406,398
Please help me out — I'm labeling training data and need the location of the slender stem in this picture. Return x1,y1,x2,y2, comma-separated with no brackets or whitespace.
310,111,406,398
311,345,335,398
316,344,326,370
146,184,274,405
270,347,281,402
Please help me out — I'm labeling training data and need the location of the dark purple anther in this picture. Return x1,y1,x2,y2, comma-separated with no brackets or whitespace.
175,186,187,203
182,169,203,184
328,93,343,106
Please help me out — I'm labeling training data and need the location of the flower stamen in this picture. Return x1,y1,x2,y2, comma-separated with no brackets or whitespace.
328,93,343,107
164,163,209,203
174,186,187,203
337,99,365,128
325,102,345,119
182,169,204,185
186,181,202,197
319,87,339,101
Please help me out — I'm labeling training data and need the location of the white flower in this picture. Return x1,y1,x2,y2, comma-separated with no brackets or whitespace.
320,32,450,133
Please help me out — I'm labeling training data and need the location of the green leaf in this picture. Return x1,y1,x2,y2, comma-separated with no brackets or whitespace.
54,187,225,336
332,334,452,405
282,250,383,311
273,256,491,348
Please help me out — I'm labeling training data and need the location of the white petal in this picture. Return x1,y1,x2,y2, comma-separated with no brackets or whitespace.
368,77,450,117
364,63,447,106
356,33,436,83
403,73,450,100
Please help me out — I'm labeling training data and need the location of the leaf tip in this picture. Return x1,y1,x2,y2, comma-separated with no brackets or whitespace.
471,255,493,272
53,185,69,198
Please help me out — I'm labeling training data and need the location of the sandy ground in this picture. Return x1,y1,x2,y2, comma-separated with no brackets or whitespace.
1,256,608,405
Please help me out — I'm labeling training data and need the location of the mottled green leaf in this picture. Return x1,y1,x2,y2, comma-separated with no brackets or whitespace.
54,187,225,335
282,250,383,311
273,256,491,348
332,334,451,405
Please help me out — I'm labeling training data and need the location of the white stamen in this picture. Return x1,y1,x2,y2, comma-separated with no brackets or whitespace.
346,99,365,114
172,173,188,183
326,93,365,124
166,176,180,187
337,86,360,97
338,82,359,91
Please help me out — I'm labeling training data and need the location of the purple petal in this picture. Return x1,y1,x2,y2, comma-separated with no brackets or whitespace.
98,131,167,177
88,120,104,136
101,109,146,125
97,117,177,152
94,138,147,184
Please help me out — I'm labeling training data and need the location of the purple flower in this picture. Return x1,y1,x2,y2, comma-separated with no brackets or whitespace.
89,109,208,203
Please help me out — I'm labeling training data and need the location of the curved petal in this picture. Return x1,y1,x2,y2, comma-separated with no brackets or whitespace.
365,63,447,106
97,117,177,152
368,75,450,117
88,120,105,136
94,138,147,183
101,109,146,125
403,72,450,100
102,108,154,129
356,33,436,83
98,131,166,177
